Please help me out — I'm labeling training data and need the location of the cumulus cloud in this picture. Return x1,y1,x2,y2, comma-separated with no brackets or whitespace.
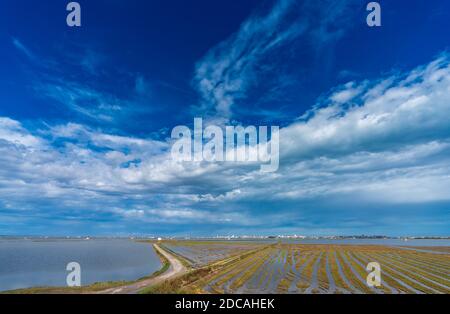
0,117,43,147
283,54,450,161
0,118,255,228
2,53,450,234
5,1,450,235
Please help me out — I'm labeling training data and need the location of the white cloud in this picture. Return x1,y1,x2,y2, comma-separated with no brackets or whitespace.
282,54,450,160
12,37,156,125
12,38,36,61
1,54,450,228
330,82,363,103
0,117,43,147
193,0,355,122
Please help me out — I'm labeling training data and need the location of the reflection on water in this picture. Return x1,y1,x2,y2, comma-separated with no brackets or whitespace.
0,239,161,292
216,238,450,246
274,238,450,246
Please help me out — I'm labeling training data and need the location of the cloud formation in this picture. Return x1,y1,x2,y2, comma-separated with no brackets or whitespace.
11,38,155,126
193,0,357,123
3,1,450,236
1,53,450,234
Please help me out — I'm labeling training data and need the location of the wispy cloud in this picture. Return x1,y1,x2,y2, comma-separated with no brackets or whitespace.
193,0,357,122
1,54,450,234
4,2,450,235
194,0,303,121
35,80,124,122
78,49,107,76
12,37,157,125
12,37,37,61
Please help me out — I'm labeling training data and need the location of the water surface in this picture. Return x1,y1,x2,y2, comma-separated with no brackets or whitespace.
214,238,450,246
0,239,161,292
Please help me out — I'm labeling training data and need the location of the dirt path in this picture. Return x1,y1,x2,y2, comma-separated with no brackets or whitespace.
97,244,187,294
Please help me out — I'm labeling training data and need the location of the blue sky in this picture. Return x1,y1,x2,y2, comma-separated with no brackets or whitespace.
0,0,449,236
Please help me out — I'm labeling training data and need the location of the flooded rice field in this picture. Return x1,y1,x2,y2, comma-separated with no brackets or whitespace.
162,241,261,267
168,242,450,294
